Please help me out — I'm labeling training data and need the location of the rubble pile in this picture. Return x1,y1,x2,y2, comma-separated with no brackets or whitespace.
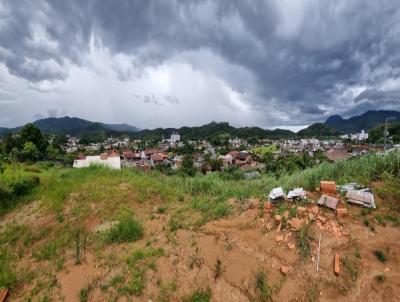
268,187,285,201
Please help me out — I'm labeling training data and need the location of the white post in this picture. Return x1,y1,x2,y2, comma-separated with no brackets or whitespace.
317,233,321,272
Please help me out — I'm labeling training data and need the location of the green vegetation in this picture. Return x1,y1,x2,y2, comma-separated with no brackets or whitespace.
105,216,144,244
369,122,400,144
214,258,222,281
252,144,277,156
342,254,360,286
296,225,313,261
373,250,387,263
79,286,90,302
375,274,386,283
183,287,212,302
0,249,17,288
254,270,272,302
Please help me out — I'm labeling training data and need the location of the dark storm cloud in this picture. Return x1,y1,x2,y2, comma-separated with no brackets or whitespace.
1,0,400,126
354,88,400,104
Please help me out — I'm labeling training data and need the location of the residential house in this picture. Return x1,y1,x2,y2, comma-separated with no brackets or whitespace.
73,153,121,169
234,151,252,166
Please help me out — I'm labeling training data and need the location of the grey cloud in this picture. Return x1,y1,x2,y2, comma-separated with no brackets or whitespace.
1,0,400,127
354,88,400,103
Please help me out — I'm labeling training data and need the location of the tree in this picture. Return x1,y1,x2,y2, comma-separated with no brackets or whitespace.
208,158,223,172
52,134,68,149
21,142,40,162
180,155,196,176
46,145,61,161
20,123,48,153
3,133,18,155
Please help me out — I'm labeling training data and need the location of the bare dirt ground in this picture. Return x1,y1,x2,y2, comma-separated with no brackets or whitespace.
3,186,400,302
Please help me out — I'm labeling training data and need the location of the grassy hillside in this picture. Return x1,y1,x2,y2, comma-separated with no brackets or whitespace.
1,151,400,300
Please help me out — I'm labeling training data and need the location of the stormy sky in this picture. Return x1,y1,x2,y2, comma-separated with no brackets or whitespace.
1,1,400,130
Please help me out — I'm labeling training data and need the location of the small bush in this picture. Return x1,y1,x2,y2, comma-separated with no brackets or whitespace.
106,216,144,243
296,225,312,261
0,182,12,207
214,258,222,280
342,255,360,285
129,270,145,296
183,287,212,302
254,270,272,302
10,175,40,196
79,286,90,302
373,250,387,263
375,274,386,283
0,249,17,288
33,241,59,261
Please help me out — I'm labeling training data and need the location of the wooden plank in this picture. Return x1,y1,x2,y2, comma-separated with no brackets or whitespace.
0,287,9,302
334,253,340,276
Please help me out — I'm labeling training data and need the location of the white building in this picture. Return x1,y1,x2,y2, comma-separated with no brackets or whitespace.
341,130,368,141
170,132,181,143
73,155,121,169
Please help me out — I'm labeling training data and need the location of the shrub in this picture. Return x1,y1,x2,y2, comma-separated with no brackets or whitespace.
183,287,212,302
33,241,59,261
296,225,312,261
375,274,386,283
106,216,144,243
79,286,90,302
254,270,272,302
342,255,360,285
0,181,12,207
373,250,387,263
10,175,40,196
0,249,17,288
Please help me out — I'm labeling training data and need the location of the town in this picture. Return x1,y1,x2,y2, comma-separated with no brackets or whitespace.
68,129,394,173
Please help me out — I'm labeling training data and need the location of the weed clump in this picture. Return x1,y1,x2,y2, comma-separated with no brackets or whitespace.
214,258,222,281
342,255,360,285
296,225,312,261
255,270,272,302
0,249,17,288
106,216,144,244
183,287,212,302
373,250,387,263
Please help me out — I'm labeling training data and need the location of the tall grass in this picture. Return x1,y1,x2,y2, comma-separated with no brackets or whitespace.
2,151,398,221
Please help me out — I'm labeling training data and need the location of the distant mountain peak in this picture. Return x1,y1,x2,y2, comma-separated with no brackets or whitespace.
323,110,400,133
325,114,343,126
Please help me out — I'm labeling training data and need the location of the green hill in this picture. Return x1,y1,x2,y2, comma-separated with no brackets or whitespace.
297,123,341,138
324,110,400,133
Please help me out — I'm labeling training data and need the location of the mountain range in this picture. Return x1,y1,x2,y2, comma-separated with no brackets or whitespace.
324,110,400,133
0,110,399,140
0,117,139,137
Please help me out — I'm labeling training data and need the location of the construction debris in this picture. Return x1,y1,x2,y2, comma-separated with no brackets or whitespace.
337,183,362,193
320,181,336,194
334,253,340,276
310,206,319,215
336,207,348,218
274,215,282,225
268,187,285,201
296,206,307,216
0,288,8,302
317,218,342,237
288,218,304,231
283,210,289,220
318,194,339,210
317,233,321,272
264,201,272,212
280,265,292,275
287,187,306,200
346,189,376,208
